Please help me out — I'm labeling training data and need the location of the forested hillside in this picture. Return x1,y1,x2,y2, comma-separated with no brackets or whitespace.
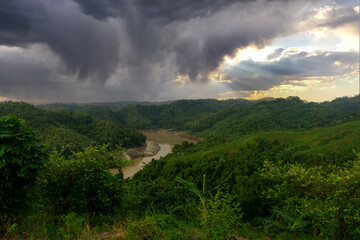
0,101,145,150
42,96,360,137
39,100,173,112
192,96,360,138
1,96,360,239
132,120,360,220
42,98,253,129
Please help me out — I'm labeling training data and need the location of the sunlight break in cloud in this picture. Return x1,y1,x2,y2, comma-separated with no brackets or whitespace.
0,0,358,103
213,2,359,102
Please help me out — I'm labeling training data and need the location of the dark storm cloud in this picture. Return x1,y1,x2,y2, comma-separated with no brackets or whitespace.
73,0,249,22
0,1,43,45
223,51,358,91
266,48,285,60
318,14,358,28
0,47,116,103
72,0,272,84
170,0,300,81
0,0,119,80
70,0,121,20
0,0,329,102
300,4,359,31
317,6,359,28
0,48,64,101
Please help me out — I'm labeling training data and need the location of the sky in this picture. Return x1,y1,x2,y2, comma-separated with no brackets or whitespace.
0,0,359,103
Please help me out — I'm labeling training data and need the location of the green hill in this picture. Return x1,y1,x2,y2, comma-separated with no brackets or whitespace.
86,98,253,129
41,98,254,129
0,101,145,150
132,120,360,220
39,96,360,138
2,96,360,239
39,100,173,112
189,96,360,137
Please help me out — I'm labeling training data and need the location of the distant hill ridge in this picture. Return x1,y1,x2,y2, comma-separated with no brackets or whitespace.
0,101,145,151
40,95,360,137
2,95,359,150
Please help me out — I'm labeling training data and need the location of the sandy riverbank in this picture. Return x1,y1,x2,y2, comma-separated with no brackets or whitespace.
124,130,200,161
124,140,161,160
120,130,200,178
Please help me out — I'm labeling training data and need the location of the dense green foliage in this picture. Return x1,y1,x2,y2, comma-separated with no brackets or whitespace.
0,116,48,215
262,158,360,239
0,101,146,151
49,111,146,149
131,120,360,238
39,145,125,215
39,100,172,112
176,176,242,239
45,98,253,130
43,96,360,138
196,96,360,138
1,95,360,239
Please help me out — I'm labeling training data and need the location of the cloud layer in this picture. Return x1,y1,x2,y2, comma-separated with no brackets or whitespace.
223,49,358,91
0,0,357,102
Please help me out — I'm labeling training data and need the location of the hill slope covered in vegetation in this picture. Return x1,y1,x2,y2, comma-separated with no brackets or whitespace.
0,101,145,150
1,95,359,239
42,96,360,137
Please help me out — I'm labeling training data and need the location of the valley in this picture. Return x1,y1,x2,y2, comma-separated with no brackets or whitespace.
1,95,360,239
123,130,199,178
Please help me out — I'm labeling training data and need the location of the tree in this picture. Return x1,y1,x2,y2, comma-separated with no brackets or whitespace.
0,116,48,215
40,145,126,214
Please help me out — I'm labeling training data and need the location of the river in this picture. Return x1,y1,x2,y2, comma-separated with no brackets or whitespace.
122,130,199,178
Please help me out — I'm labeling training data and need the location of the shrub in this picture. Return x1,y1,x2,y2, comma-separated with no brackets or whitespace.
60,212,85,239
175,176,242,239
39,145,125,214
261,157,360,239
200,192,242,240
0,116,48,215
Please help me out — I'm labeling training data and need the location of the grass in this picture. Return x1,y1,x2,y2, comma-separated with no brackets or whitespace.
2,212,322,240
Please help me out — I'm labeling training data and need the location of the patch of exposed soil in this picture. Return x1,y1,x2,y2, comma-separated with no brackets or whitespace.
125,141,161,160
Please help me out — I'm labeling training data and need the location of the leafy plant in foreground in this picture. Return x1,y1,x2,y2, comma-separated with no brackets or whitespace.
39,145,126,214
0,116,48,216
265,209,309,234
175,175,242,240
261,157,360,239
